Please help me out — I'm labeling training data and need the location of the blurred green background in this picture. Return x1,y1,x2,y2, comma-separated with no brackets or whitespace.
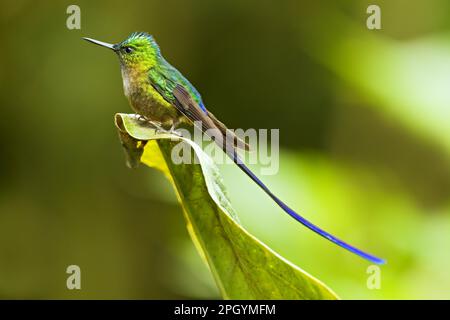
1,0,449,299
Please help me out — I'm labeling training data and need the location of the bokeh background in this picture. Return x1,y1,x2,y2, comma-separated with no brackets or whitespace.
1,0,449,299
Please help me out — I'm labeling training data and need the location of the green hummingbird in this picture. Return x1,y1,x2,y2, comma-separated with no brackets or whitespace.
83,32,245,150
83,32,384,264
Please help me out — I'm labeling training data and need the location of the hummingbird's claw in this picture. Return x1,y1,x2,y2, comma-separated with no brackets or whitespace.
148,121,164,131
137,115,148,122
168,122,183,137
148,121,171,135
169,129,182,137
147,121,182,137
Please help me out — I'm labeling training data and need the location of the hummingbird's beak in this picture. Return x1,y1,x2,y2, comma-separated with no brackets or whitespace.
83,37,115,50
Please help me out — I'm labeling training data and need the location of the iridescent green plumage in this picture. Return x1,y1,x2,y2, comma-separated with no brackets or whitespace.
117,32,202,127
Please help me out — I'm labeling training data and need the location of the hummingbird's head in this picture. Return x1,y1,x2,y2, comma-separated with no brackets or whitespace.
83,32,160,70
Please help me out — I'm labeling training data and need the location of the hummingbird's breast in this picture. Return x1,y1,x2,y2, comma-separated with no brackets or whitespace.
120,66,179,124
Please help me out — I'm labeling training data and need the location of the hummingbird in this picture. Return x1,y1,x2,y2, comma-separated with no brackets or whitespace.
83,32,385,264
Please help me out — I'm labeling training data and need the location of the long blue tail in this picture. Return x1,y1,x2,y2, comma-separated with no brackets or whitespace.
230,152,385,264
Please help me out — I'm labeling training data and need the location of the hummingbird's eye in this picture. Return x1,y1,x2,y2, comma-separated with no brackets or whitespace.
123,46,134,54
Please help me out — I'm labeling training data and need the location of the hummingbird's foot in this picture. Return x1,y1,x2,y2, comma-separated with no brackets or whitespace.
168,123,183,137
147,120,182,137
137,115,149,122
148,121,167,133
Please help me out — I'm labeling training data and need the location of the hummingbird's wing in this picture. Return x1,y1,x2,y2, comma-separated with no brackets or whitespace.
148,67,249,150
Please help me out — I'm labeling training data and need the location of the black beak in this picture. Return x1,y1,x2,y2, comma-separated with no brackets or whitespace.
83,37,115,50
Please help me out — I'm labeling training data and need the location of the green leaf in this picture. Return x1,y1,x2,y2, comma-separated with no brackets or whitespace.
115,113,339,300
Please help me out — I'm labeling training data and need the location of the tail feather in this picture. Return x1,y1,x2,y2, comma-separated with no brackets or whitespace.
228,151,385,265
200,121,385,264
208,111,250,151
